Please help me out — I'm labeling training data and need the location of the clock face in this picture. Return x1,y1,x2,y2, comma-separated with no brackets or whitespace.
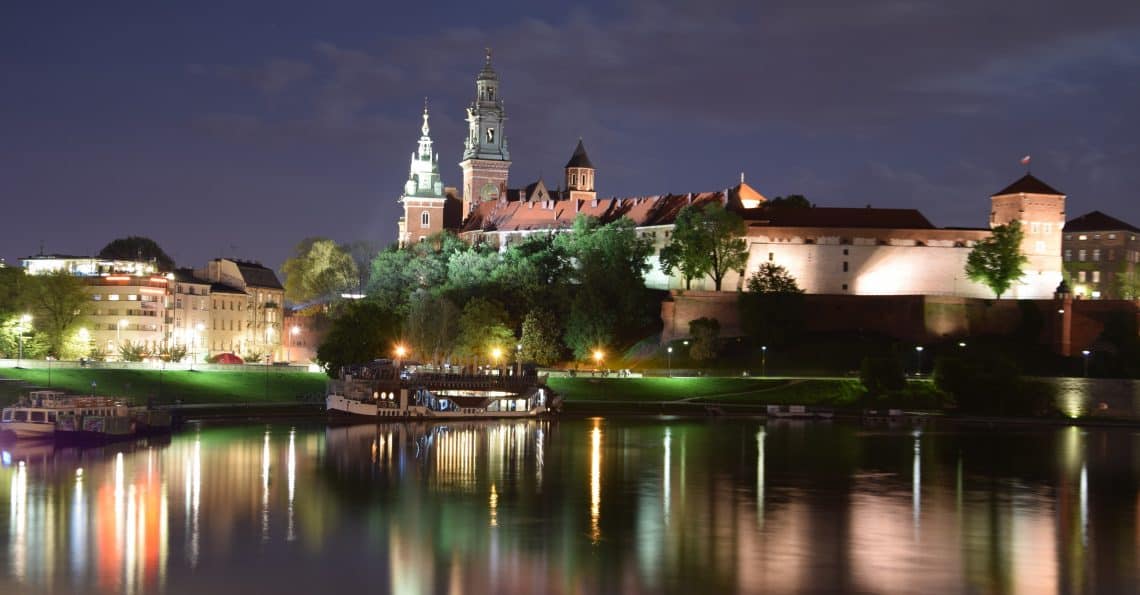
480,183,498,201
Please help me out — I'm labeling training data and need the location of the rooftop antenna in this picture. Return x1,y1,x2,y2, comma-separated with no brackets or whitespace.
740,172,745,184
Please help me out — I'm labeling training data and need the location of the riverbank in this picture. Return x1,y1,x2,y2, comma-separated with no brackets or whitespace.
0,368,326,405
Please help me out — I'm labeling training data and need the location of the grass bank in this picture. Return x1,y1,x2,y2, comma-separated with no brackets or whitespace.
548,376,865,406
0,368,327,405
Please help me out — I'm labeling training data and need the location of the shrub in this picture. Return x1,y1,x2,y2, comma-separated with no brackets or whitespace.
859,356,905,395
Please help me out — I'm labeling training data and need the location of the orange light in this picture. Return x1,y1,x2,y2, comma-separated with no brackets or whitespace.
105,276,130,282
395,345,407,358
148,277,168,284
140,288,165,295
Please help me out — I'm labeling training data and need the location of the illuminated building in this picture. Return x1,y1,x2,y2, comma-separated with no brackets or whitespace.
1061,210,1140,299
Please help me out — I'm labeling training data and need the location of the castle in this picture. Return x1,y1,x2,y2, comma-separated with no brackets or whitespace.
398,52,1065,299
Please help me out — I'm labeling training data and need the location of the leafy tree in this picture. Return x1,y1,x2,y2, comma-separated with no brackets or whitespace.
688,317,720,361
98,236,175,270
493,233,571,319
281,238,360,303
766,195,813,209
404,290,459,365
1115,269,1140,300
453,297,515,364
859,356,905,395
556,215,655,358
746,263,804,294
445,247,501,303
158,344,188,363
966,221,1027,298
24,271,89,357
739,263,805,346
118,340,146,362
659,206,711,290
520,308,562,366
660,203,748,291
344,240,380,290
367,247,415,311
315,300,403,377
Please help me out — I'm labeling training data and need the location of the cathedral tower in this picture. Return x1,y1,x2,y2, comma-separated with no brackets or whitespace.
564,139,596,201
398,101,446,247
460,49,511,216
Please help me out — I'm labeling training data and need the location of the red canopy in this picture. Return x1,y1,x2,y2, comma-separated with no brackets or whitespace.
214,353,244,364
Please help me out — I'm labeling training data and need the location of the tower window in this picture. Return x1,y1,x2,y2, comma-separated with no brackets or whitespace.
488,88,494,100
421,211,430,228
486,128,495,143
571,173,578,187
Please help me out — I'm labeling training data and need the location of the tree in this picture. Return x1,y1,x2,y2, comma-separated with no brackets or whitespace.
966,221,1027,298
739,263,805,346
660,203,748,291
367,248,415,311
1116,269,1140,300
859,356,905,395
98,236,175,270
118,340,146,362
453,297,515,364
520,308,562,366
24,271,89,357
281,238,360,303
766,195,813,209
688,317,720,361
403,290,459,365
316,300,403,377
746,263,804,294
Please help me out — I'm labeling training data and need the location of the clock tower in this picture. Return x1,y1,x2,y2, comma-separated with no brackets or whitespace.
459,49,511,217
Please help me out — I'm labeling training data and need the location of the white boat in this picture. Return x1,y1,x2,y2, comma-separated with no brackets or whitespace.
326,362,557,420
0,391,129,441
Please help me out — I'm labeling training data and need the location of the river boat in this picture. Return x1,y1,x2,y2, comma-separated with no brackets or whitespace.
326,361,558,420
0,390,172,444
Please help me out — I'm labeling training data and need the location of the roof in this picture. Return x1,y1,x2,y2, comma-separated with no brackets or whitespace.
210,282,247,295
1064,210,1140,234
992,174,1063,196
230,260,283,290
746,207,936,230
172,267,210,285
565,139,594,169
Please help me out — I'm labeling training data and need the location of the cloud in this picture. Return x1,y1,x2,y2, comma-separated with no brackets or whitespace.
191,58,314,94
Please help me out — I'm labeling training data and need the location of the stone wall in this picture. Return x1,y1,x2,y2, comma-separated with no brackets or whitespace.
661,290,1139,354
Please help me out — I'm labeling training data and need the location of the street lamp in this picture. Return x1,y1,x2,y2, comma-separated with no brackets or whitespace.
191,322,204,371
491,347,503,375
395,344,407,376
761,345,768,377
593,349,604,372
914,346,924,376
117,318,128,357
957,341,966,348
290,325,300,364
1082,349,1091,377
516,342,522,377
667,346,673,378
16,313,32,368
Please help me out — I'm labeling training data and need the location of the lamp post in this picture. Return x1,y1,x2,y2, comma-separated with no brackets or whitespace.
117,318,128,358
16,313,31,368
1082,349,1091,377
761,345,767,377
395,344,407,377
667,346,673,378
491,347,502,376
191,322,204,371
914,346,924,376
516,342,522,377
290,325,300,364
593,349,604,374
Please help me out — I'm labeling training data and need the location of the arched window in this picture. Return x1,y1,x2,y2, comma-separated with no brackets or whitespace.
571,172,578,187
421,211,430,228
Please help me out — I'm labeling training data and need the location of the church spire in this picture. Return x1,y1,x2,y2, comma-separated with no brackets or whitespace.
405,100,443,199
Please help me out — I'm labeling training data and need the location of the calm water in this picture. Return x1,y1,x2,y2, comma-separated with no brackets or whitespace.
0,418,1137,594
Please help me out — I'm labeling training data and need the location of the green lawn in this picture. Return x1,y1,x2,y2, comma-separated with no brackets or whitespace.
548,376,865,406
0,368,328,405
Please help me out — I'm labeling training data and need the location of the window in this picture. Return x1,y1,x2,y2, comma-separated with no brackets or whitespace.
1078,271,1086,282
1109,233,1117,239
1079,235,1088,240
571,173,578,187
108,294,120,301
1093,249,1100,262
92,294,102,301
1079,249,1087,261
421,211,430,228
1109,249,1116,261
1030,222,1040,233
1092,271,1101,283
1064,234,1072,240
768,252,774,261
842,284,848,291
1043,223,1052,233
128,294,138,301
486,128,495,143
842,261,849,272
1064,249,1072,262
842,248,849,255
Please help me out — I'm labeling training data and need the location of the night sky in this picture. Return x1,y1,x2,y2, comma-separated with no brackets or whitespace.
4,1,1139,272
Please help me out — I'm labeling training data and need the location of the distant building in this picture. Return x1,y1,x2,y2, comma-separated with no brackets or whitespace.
1062,211,1140,299
169,269,212,361
194,259,285,361
21,254,158,277
398,53,1066,299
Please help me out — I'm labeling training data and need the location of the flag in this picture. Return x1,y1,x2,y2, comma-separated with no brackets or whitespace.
1020,155,1031,166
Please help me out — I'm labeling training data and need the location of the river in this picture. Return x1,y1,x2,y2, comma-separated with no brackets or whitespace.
0,418,1136,594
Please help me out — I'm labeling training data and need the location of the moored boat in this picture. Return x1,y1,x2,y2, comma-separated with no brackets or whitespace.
326,361,558,420
0,391,77,441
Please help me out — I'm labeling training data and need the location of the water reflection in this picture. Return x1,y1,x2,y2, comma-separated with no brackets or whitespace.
2,420,1140,593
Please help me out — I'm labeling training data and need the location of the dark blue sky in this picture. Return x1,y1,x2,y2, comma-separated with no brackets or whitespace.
3,1,1139,271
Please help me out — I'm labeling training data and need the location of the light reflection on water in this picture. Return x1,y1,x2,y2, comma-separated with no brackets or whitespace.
0,419,1138,593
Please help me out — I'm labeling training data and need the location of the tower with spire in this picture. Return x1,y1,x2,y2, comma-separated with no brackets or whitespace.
459,49,512,216
564,139,596,201
398,101,448,246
